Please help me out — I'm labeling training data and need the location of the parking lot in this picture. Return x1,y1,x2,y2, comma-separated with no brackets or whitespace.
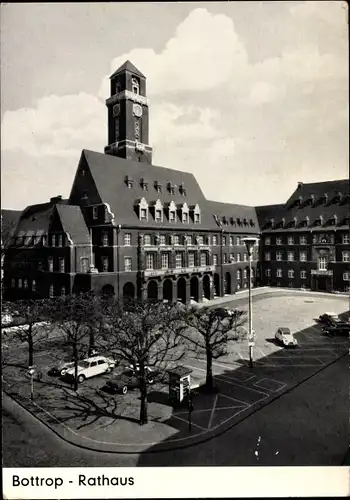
2,290,349,451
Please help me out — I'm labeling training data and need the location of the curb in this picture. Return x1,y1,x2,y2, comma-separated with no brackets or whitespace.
3,350,348,456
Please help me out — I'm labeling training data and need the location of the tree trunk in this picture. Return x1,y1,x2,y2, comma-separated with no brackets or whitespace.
73,340,78,391
139,367,148,425
28,328,34,367
88,328,95,356
206,347,213,390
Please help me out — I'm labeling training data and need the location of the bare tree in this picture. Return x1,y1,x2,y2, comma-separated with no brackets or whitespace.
2,299,50,367
180,307,247,391
104,299,188,425
48,292,101,391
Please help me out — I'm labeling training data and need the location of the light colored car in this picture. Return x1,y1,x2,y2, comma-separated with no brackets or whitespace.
65,356,116,383
275,327,298,347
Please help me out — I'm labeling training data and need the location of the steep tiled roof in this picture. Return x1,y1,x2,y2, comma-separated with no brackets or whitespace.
205,200,259,233
110,60,146,79
15,203,55,237
55,205,90,244
257,179,349,232
75,150,260,232
1,209,22,244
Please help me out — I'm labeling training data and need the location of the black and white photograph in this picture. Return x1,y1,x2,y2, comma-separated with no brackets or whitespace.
1,1,349,497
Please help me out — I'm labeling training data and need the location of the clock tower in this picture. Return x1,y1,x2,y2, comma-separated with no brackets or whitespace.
104,60,153,164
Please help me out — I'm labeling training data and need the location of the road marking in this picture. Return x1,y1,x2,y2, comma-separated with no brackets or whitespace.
253,378,287,393
196,359,256,382
207,394,218,429
174,405,246,416
171,413,207,431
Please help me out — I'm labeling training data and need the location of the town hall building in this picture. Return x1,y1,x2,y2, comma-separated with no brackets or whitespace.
2,62,349,302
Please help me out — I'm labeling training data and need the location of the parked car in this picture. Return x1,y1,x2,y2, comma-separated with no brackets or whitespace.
213,307,234,318
322,323,350,337
318,312,343,327
48,360,76,377
275,327,298,347
102,367,155,395
64,356,116,383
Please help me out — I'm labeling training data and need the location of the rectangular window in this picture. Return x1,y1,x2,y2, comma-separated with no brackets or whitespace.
213,254,218,266
174,235,180,245
175,252,183,268
80,257,89,273
188,252,195,267
59,257,65,273
169,211,176,223
265,237,271,245
229,236,233,246
24,278,28,289
243,269,247,279
288,236,294,245
343,272,350,281
124,233,131,246
277,269,282,278
187,235,192,245
11,278,16,288
288,269,295,278
212,235,217,245
265,269,271,277
318,256,327,270
222,236,226,246
236,253,241,262
61,286,66,296
200,252,207,267
161,253,169,269
92,206,98,220
144,234,151,245
146,253,154,270
237,270,241,280
160,235,166,245
102,256,109,272
342,251,350,262
300,235,307,245
223,253,228,264
342,234,350,244
155,210,162,222
243,253,248,261
57,234,63,247
18,278,22,288
48,257,54,272
32,279,36,292
300,251,307,262
198,236,204,245
104,206,109,223
51,235,56,247
236,236,241,245
264,252,271,261
49,284,54,298
124,257,132,272
276,251,283,261
194,213,200,224
276,237,282,245
206,235,211,245
140,208,147,221
182,212,188,223
102,232,108,247
287,251,294,261
229,253,234,262
300,270,307,279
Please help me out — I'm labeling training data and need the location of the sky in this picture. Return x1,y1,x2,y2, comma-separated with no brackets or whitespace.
1,1,348,210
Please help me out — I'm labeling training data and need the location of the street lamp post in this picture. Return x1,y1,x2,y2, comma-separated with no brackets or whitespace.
242,237,259,368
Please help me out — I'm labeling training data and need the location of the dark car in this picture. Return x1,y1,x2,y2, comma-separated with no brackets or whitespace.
319,312,343,327
102,368,156,395
322,323,350,337
213,307,233,318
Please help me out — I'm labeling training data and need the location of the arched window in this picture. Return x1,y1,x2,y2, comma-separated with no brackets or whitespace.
132,77,140,95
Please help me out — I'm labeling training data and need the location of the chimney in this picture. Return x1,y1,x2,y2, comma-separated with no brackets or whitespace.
50,195,63,204
297,182,303,189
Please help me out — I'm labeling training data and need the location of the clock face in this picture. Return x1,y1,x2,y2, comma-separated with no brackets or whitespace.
133,103,143,117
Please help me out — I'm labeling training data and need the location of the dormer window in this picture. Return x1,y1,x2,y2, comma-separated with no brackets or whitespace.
140,178,148,191
168,201,177,223
154,182,162,193
138,198,149,222
92,206,98,220
192,204,201,225
181,202,190,224
315,215,323,227
167,182,175,195
322,193,328,205
230,217,235,225
125,176,134,188
154,199,163,223
297,196,303,206
243,218,248,226
179,183,187,196
331,214,338,225
292,216,298,227
132,77,139,95
281,217,286,228
309,194,315,205
249,218,255,227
